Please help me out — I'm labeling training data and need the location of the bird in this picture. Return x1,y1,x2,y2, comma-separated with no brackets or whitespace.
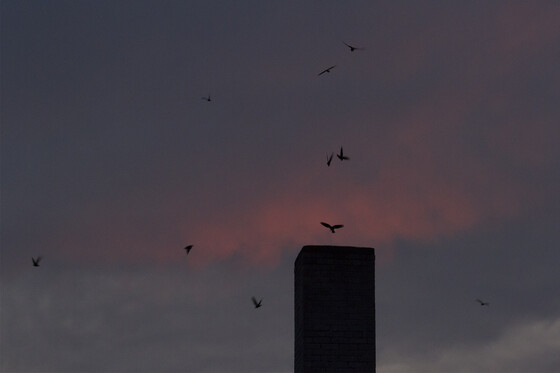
337,146,350,161
326,152,334,166
32,257,42,267
184,245,193,255
475,298,490,307
252,296,262,309
318,65,336,76
201,94,211,102
343,41,364,52
321,222,344,233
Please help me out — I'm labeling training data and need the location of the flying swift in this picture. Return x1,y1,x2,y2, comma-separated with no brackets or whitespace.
343,41,364,52
318,65,336,76
475,298,490,307
337,146,350,161
327,152,334,166
321,222,344,233
252,296,263,309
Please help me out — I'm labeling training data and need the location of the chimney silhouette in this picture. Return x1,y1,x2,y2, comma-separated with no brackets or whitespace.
295,245,375,372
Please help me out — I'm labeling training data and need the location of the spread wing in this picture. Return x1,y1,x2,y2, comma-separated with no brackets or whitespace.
318,65,336,75
332,224,344,230
321,222,332,229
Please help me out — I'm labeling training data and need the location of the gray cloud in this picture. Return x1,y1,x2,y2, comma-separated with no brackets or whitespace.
379,317,560,373
2,1,559,372
1,260,294,372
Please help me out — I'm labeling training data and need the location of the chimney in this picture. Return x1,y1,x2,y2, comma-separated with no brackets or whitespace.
295,245,375,372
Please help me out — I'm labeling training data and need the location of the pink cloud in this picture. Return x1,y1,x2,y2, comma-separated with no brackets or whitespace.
495,3,560,55
54,92,532,269
51,4,559,269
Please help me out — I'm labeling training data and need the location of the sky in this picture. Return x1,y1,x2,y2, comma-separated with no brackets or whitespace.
1,1,559,372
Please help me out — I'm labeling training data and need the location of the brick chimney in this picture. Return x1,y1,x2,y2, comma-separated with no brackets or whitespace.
295,245,375,372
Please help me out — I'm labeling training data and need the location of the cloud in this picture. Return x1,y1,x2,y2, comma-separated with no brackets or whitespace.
0,265,294,373
50,90,535,268
14,0,557,270
378,317,560,373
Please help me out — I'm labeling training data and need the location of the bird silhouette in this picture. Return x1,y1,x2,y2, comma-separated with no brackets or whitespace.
32,257,42,267
327,152,334,166
184,245,193,255
318,65,336,76
201,94,211,102
475,298,490,306
321,222,344,233
343,41,364,52
337,147,350,161
252,296,263,308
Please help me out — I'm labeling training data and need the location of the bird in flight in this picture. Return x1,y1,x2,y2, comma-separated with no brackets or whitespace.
32,257,42,267
321,222,344,233
337,146,350,161
318,65,336,76
343,41,364,52
475,298,490,307
252,296,263,309
184,245,193,255
201,94,211,102
327,152,334,166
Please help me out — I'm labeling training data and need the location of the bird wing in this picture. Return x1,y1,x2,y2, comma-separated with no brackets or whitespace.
252,297,258,306
332,224,344,230
318,65,336,75
344,42,364,50
321,222,332,229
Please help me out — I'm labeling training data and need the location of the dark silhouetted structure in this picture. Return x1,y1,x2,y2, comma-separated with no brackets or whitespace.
295,245,375,372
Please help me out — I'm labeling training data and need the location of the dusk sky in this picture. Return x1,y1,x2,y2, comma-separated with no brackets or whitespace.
1,1,560,372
